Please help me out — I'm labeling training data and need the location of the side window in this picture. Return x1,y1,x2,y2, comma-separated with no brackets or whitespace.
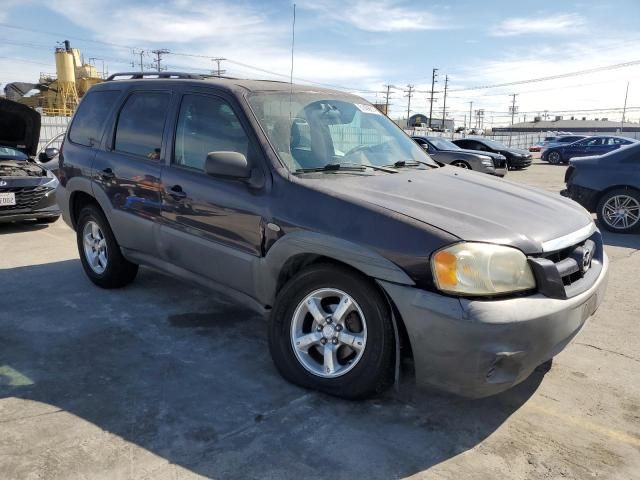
456,140,470,149
471,142,486,151
69,90,120,147
174,94,249,171
114,92,170,160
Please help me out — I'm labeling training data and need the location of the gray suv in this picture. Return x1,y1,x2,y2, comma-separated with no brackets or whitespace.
57,73,608,399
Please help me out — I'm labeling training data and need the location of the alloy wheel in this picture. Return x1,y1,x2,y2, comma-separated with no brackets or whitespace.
290,288,367,378
602,194,640,230
82,220,108,274
451,161,470,169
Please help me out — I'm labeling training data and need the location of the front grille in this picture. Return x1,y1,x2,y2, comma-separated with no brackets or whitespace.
0,186,49,212
493,158,507,168
528,231,603,299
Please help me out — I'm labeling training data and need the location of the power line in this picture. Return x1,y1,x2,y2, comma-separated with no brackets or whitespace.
450,59,640,92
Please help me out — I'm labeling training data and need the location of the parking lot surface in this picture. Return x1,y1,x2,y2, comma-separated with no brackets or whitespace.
1,159,639,480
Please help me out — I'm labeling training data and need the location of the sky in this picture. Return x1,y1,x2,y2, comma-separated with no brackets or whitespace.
1,0,639,126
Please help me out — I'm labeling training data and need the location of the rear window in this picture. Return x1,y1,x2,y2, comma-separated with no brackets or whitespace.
114,92,170,160
69,90,120,147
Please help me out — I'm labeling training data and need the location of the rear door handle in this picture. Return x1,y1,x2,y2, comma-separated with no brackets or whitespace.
168,185,187,199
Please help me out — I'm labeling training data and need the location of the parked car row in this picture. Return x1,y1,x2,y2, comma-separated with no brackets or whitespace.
411,136,507,176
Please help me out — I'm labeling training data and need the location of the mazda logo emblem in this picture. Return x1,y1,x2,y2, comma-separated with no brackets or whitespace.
582,248,592,272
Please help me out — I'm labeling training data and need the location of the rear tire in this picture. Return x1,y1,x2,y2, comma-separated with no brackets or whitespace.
76,204,138,288
596,188,640,233
548,151,562,165
269,264,395,399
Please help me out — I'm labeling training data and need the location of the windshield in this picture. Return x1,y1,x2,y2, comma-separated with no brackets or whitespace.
428,137,460,150
0,146,28,161
248,92,437,171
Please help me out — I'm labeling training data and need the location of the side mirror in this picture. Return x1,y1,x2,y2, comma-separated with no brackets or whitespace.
39,147,59,163
421,143,429,151
205,151,250,179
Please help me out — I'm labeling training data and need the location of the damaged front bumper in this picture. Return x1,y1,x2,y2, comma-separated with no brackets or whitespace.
378,253,609,398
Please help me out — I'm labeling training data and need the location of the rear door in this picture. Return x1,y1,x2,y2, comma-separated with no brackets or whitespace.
92,89,173,255
159,91,267,295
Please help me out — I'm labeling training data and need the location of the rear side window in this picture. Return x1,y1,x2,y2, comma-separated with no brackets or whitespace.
69,90,120,147
114,92,170,160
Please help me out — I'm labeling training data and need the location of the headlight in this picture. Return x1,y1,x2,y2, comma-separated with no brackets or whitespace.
478,155,493,166
431,242,536,296
44,170,59,189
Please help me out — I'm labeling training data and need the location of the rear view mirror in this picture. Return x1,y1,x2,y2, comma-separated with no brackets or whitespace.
421,143,429,151
205,151,250,179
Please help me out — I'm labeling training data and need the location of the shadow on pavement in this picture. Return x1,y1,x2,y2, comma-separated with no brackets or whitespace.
601,229,640,249
0,259,545,479
0,221,50,234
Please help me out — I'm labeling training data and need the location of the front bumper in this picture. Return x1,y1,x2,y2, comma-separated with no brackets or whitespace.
379,252,608,398
562,184,599,212
508,156,533,168
0,188,60,223
492,167,507,177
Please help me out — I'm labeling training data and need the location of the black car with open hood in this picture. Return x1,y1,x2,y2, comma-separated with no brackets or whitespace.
0,98,60,223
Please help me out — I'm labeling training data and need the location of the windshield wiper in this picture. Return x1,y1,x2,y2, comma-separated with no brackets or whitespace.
382,160,436,169
295,162,397,174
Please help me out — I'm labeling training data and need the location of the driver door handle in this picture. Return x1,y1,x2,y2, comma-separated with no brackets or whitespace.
168,184,187,199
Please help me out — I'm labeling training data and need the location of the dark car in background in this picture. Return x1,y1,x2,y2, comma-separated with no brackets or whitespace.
563,143,640,233
540,135,587,156
543,136,636,165
412,136,507,176
453,137,532,169
0,98,60,224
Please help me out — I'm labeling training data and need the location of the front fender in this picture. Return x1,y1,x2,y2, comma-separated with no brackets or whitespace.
255,230,415,306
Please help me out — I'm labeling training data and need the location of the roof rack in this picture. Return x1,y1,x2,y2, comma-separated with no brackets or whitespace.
105,72,205,81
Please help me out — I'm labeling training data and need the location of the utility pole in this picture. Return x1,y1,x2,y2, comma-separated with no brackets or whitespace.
211,57,227,77
621,81,630,132
151,49,169,72
509,93,519,147
382,84,395,116
133,49,146,72
441,75,448,130
404,85,415,127
468,101,473,134
428,68,438,128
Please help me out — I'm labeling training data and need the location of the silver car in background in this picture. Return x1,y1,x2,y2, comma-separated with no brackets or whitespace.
412,136,508,177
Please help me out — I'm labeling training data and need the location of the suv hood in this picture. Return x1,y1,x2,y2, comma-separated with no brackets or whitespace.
314,167,593,254
0,98,41,156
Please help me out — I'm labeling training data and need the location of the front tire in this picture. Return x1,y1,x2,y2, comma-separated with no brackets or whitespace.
597,189,640,233
451,160,471,169
269,264,395,399
76,204,138,288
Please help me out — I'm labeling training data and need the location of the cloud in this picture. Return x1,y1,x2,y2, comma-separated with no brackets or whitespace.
492,13,587,37
299,0,451,32
34,0,381,84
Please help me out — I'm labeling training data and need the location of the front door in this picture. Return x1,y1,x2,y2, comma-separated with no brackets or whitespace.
159,92,267,295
